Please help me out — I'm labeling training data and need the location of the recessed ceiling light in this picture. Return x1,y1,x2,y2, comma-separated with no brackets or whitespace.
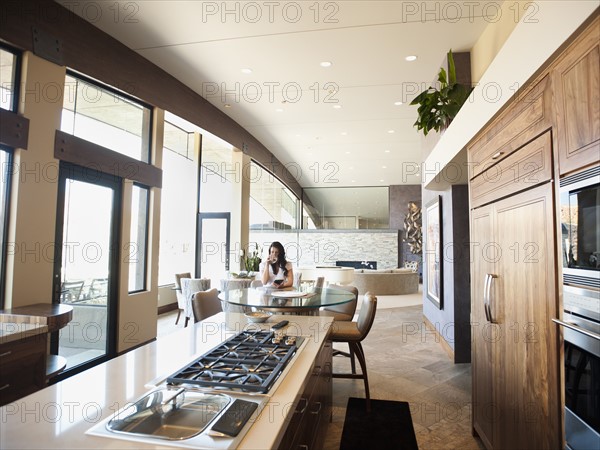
320,61,332,67
295,134,301,137
341,132,347,135
388,130,395,134
333,105,342,109
405,55,418,62
351,180,356,183
224,104,231,108
380,179,385,182
394,101,403,106
349,167,354,170
382,166,387,169
345,151,351,154
241,68,252,74
275,108,283,112
385,150,390,153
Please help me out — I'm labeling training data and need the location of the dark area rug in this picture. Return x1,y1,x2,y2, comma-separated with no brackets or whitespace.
339,397,419,450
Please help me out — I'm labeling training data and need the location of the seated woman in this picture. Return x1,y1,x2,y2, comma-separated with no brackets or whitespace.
260,241,294,288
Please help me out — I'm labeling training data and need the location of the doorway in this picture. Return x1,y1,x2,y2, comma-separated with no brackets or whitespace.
197,213,230,290
52,162,121,377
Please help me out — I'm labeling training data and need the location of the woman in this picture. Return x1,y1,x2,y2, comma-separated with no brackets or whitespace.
260,241,294,288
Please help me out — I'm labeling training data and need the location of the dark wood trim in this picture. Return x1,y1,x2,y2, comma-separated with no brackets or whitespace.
54,130,162,188
0,109,29,149
0,0,302,198
158,302,178,315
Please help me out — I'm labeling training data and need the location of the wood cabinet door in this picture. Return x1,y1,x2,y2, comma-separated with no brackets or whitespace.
492,184,561,449
553,15,600,175
470,204,495,450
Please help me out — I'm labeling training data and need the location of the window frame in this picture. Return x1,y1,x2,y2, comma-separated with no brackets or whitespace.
63,70,154,164
128,182,150,294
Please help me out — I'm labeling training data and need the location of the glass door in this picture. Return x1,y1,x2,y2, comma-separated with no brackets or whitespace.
197,213,230,290
52,162,121,377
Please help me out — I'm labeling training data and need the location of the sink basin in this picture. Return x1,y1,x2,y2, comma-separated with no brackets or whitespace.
106,388,231,440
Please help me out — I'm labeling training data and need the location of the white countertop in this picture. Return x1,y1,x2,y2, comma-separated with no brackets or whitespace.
0,312,333,449
0,322,48,344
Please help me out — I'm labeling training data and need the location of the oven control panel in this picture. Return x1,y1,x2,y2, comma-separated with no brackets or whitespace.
563,285,600,321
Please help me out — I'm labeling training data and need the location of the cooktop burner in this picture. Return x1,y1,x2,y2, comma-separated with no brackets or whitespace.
166,330,304,394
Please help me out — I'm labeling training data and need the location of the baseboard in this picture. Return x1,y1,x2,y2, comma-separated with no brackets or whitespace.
158,302,178,315
422,315,455,361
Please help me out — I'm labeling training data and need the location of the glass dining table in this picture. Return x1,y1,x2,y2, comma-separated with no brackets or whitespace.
218,286,355,315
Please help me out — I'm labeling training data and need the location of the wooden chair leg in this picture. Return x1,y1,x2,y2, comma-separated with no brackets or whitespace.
351,342,371,413
349,343,356,374
175,309,182,325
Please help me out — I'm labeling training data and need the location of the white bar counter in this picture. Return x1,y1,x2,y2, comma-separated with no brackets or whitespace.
0,312,333,449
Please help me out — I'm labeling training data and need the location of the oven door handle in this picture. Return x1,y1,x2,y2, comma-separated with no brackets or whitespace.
552,318,600,341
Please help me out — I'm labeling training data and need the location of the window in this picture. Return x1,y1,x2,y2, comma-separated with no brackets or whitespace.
302,186,389,229
157,114,197,286
61,73,152,162
0,45,19,308
128,184,149,293
0,47,18,111
249,162,299,230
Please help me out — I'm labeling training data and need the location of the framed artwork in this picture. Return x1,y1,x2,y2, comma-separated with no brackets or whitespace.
425,196,443,309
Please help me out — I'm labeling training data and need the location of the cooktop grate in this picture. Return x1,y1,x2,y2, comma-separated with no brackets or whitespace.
165,329,303,394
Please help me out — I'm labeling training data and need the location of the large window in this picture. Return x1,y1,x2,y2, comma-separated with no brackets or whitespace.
61,73,152,162
0,45,19,308
249,162,299,230
128,184,149,292
157,114,197,286
302,187,389,229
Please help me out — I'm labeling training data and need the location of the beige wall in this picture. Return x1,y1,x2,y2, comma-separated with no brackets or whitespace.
6,53,64,308
470,1,525,83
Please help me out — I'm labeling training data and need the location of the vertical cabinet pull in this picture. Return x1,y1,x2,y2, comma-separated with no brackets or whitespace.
486,274,498,323
483,274,491,322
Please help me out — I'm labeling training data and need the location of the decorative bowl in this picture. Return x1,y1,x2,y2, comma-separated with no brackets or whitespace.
244,311,272,323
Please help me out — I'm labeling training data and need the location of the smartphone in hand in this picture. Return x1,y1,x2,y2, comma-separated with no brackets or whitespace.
273,279,283,287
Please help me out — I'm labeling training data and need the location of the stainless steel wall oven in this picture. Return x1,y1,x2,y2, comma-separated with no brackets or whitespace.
556,165,600,450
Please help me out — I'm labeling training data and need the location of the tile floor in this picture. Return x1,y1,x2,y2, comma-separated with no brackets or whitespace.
156,287,484,450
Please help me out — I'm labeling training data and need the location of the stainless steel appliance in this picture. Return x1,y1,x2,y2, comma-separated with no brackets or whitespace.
560,165,600,291
556,165,600,449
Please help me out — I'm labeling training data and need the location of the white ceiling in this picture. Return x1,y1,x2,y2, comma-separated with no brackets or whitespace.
58,0,500,192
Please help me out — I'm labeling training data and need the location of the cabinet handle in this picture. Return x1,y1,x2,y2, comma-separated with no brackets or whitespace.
0,384,10,391
483,274,491,322
0,351,11,358
297,397,308,414
311,401,322,415
298,445,309,450
491,151,504,160
486,274,498,323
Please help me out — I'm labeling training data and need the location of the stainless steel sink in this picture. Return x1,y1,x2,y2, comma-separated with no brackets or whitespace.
106,388,231,440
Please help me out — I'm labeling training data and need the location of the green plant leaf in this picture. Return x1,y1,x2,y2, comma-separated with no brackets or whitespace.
447,49,456,85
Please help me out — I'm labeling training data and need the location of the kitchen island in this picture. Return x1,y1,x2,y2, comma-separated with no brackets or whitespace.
0,312,334,449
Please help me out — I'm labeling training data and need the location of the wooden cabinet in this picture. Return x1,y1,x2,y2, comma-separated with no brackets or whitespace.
278,340,332,450
470,183,561,449
552,15,600,175
0,333,47,406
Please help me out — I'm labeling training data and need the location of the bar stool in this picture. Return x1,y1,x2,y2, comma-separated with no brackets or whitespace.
330,293,377,412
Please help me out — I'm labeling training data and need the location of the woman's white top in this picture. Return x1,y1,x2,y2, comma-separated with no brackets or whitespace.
259,261,293,286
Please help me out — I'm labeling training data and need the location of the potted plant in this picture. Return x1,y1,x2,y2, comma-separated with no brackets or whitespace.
243,244,262,273
410,50,472,136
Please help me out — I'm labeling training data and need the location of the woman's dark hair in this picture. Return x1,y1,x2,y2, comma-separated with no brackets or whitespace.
269,241,289,277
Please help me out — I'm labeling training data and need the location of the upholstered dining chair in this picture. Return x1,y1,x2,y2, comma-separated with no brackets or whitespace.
191,288,223,323
174,272,191,325
330,292,378,412
250,279,263,288
319,284,359,321
180,277,211,327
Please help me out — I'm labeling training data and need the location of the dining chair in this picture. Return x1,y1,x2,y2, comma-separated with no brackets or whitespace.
314,276,325,289
191,288,223,323
250,280,263,288
174,272,191,325
181,277,211,327
330,292,378,412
